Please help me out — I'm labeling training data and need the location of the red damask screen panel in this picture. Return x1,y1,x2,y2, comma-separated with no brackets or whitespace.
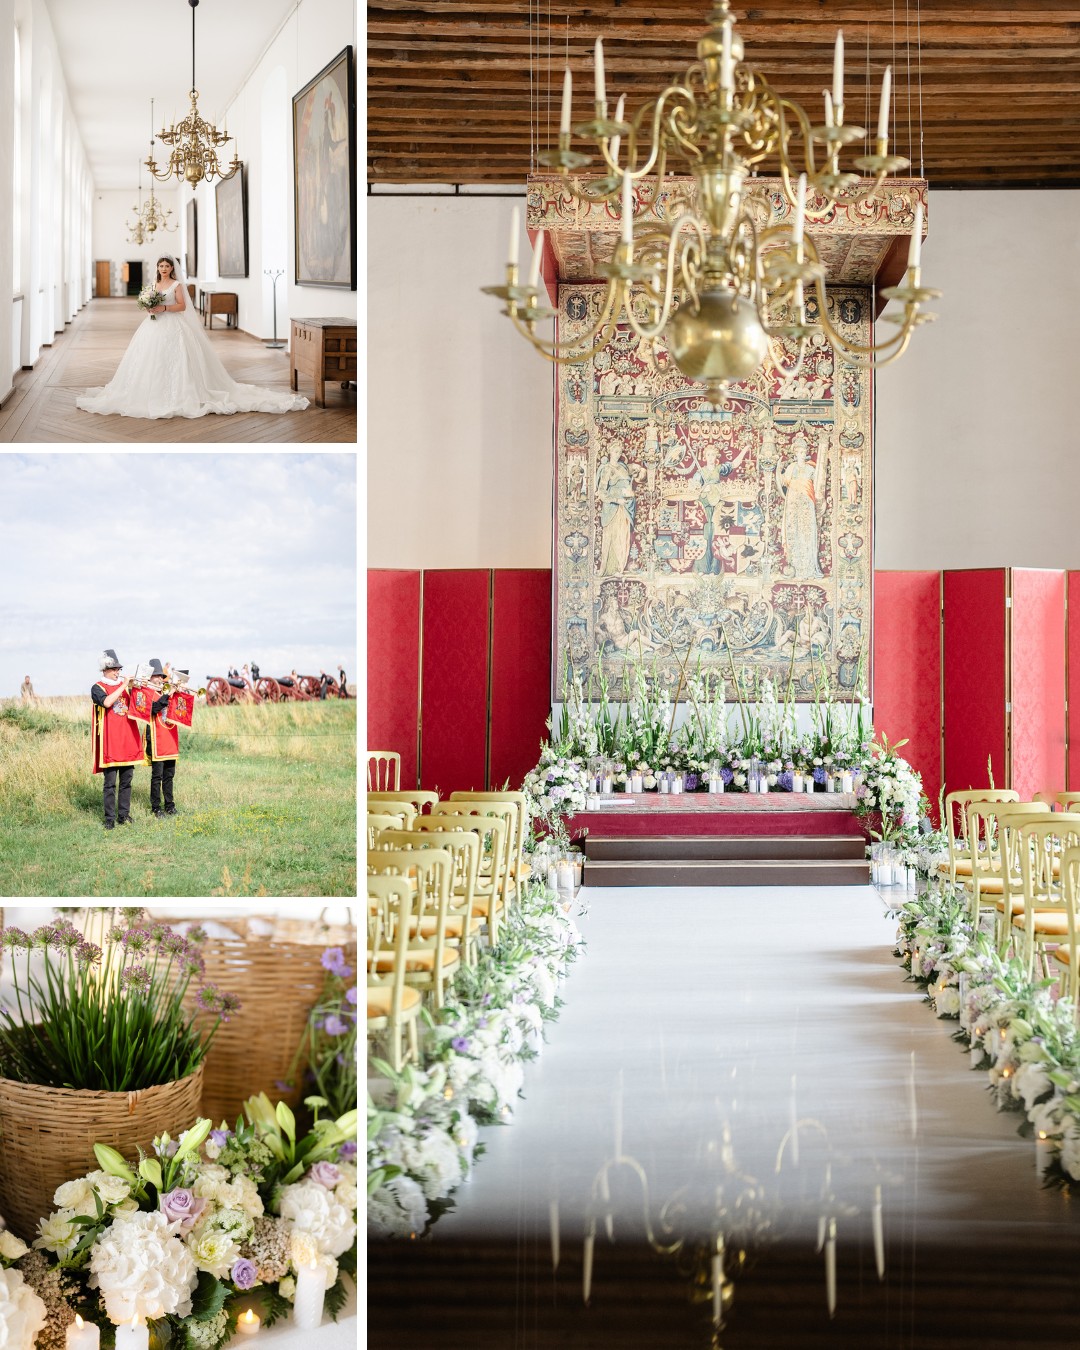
490,569,552,791
1010,569,1066,801
872,571,941,816
1070,573,1080,791
943,569,1007,796
421,570,490,794
367,570,421,788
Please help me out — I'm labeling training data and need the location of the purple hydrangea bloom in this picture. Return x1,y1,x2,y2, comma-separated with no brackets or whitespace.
684,773,699,791
813,765,828,785
777,771,794,792
720,767,734,785
338,1141,358,1161
231,1258,258,1292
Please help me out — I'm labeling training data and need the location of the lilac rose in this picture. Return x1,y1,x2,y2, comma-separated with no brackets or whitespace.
159,1187,206,1232
308,1161,341,1189
231,1258,258,1291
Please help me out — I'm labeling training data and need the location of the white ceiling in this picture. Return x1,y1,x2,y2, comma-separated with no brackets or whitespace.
46,0,299,188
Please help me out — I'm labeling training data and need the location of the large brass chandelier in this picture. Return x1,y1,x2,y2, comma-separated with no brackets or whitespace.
126,165,146,246
146,0,240,189
484,1,940,405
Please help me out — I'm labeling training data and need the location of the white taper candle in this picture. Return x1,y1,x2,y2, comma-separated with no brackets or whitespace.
908,202,923,269
872,1185,885,1279
877,65,892,140
825,1222,837,1316
832,30,844,111
621,172,633,246
560,67,572,136
528,229,544,287
792,172,806,246
508,205,520,268
823,90,834,128
594,37,606,105
609,94,626,163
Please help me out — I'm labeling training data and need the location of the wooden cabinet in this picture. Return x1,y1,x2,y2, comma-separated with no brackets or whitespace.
202,292,238,329
290,318,357,407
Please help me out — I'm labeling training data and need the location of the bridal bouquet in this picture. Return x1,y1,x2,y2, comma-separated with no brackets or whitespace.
11,1094,357,1350
137,284,166,319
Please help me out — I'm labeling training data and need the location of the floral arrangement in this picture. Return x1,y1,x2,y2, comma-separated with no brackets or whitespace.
0,913,237,1091
3,1095,357,1350
522,747,591,834
137,285,166,319
852,734,925,844
894,879,1080,1184
278,947,357,1121
367,872,584,1238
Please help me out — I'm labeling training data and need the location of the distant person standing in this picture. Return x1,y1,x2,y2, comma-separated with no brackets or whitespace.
20,675,35,706
91,649,141,830
338,665,347,698
319,669,330,700
144,658,179,818
251,660,260,681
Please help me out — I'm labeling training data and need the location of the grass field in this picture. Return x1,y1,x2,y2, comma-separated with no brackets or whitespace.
0,696,357,897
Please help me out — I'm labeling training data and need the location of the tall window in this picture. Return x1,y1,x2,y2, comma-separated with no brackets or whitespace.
12,23,20,293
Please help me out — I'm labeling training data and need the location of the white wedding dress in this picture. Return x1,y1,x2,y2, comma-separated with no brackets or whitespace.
76,266,309,420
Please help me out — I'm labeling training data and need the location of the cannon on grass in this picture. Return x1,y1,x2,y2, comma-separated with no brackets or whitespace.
205,676,262,706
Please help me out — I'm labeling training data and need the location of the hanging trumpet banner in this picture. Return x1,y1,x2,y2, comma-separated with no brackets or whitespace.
127,683,157,725
166,686,195,728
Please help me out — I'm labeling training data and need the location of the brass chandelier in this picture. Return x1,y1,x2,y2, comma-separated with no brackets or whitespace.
146,0,240,188
133,102,179,237
126,162,147,245
483,1,940,405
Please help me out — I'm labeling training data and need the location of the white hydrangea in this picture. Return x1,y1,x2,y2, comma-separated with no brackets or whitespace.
0,1266,47,1350
87,1211,198,1323
277,1180,357,1257
399,1125,467,1201
366,1175,428,1239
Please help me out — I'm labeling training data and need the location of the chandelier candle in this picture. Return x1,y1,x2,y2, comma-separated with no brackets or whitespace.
877,66,892,140
508,206,520,268
832,30,844,117
609,94,626,165
528,230,545,288
594,37,606,108
560,69,572,136
908,203,924,268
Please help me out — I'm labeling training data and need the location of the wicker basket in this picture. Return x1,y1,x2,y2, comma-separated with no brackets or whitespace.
0,1064,204,1242
182,917,357,1128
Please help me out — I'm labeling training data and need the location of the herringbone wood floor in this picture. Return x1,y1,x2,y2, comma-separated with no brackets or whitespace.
0,300,357,443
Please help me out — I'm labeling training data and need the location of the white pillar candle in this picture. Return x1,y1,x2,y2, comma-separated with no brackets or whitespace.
841,772,854,794
67,1317,101,1350
877,65,892,140
508,206,520,268
832,30,844,112
115,1321,149,1350
609,94,626,162
235,1311,261,1337
823,89,834,128
292,1261,327,1331
527,229,544,287
630,773,642,793
792,773,803,793
1036,1130,1053,1179
621,171,633,246
872,1185,885,1279
660,775,669,794
602,775,613,794
672,774,683,795
594,37,606,106
908,202,923,269
805,777,814,793
546,864,558,891
560,67,572,136
760,777,770,794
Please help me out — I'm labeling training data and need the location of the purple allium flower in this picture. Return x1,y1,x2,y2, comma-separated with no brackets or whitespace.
1,928,32,950
344,986,358,1006
307,1162,341,1189
186,925,208,945
160,1188,206,1233
323,1014,349,1037
321,947,353,979
75,941,102,966
121,929,151,955
231,1258,258,1291
338,1141,358,1161
197,982,224,1013
451,1035,470,1053
120,964,153,993
50,925,81,951
221,991,242,1020
162,933,187,955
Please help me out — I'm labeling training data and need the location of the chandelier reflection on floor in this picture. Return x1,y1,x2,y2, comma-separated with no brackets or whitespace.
483,1,940,406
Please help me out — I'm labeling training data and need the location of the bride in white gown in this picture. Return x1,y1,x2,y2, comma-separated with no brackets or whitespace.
76,255,309,419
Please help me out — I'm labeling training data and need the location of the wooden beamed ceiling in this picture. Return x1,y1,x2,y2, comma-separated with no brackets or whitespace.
368,1,1080,186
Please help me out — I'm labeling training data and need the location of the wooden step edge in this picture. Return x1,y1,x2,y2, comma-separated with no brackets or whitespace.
584,858,871,870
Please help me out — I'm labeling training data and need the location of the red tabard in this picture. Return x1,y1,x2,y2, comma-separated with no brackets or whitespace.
167,689,194,728
128,684,155,724
149,710,180,761
92,682,147,773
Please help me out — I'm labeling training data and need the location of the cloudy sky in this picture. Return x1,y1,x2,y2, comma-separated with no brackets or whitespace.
0,453,356,696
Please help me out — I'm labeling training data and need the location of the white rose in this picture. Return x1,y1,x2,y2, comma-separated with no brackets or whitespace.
0,1230,29,1262
334,1180,358,1214
34,1210,80,1256
54,1177,96,1213
278,1181,357,1257
86,1170,133,1206
88,1211,198,1323
0,1267,46,1350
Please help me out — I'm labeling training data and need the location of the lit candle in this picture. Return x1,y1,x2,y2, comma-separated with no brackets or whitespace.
594,37,606,107
66,1316,101,1350
527,229,545,288
609,94,626,163
720,22,733,90
235,1310,261,1337
114,1320,149,1350
792,172,806,247
792,772,803,792
1036,1130,1053,1179
907,202,923,269
872,1186,885,1279
823,89,834,129
824,1219,837,1316
292,1261,326,1331
560,67,572,136
508,205,520,269
621,172,633,246
877,65,892,141
832,30,844,113
841,771,854,794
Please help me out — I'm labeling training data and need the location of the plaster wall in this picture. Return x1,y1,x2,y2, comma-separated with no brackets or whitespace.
91,189,184,296
369,190,1080,572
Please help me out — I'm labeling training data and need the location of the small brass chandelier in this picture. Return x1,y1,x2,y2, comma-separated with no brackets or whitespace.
126,162,147,245
484,2,940,405
136,101,179,235
146,0,240,189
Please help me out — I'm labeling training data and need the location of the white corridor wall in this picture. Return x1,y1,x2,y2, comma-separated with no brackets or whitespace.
91,188,184,297
368,189,1080,573
180,0,356,347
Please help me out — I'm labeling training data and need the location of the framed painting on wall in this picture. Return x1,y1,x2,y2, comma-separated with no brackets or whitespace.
216,164,248,278
292,46,356,289
185,200,197,278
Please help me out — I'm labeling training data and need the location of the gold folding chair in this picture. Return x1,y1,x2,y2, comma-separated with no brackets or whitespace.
433,800,517,908
964,800,1048,931
1056,793,1080,812
369,789,440,814
1011,814,1080,975
375,826,484,965
1050,847,1080,1010
367,847,460,1007
938,790,1020,887
367,874,422,1072
367,751,401,792
450,790,533,885
415,812,508,947
367,807,417,850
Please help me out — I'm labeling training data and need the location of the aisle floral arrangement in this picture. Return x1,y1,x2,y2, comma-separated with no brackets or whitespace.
893,881,1080,1184
0,1094,358,1350
524,661,930,850
366,872,584,1238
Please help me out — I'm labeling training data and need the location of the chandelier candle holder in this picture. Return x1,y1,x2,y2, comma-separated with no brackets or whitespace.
126,161,147,245
146,0,241,188
483,1,940,405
